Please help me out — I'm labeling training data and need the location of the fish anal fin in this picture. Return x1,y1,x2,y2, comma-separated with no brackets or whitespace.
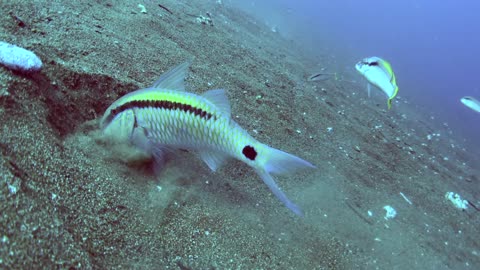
199,149,229,171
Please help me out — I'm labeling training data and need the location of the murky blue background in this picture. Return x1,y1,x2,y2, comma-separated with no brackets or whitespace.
230,0,480,152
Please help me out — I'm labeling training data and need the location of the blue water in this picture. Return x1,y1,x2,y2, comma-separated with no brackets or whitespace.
230,0,480,153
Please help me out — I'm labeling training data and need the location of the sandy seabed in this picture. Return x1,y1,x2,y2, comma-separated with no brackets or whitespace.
0,1,479,269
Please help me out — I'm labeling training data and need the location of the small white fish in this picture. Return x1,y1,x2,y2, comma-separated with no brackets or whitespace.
100,61,315,216
460,96,480,113
355,56,399,109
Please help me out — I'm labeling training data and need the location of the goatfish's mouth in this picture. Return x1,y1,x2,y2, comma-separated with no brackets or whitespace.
355,62,362,72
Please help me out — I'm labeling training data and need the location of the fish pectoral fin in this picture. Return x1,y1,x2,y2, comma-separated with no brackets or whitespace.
202,89,231,116
130,126,150,151
150,61,192,91
150,145,174,174
199,150,229,172
129,112,152,151
129,126,168,172
129,115,174,173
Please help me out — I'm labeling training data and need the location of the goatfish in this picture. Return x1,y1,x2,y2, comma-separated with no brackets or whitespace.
460,96,480,113
355,56,399,109
100,61,315,216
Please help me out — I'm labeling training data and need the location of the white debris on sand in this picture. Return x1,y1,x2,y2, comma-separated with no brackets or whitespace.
0,41,42,73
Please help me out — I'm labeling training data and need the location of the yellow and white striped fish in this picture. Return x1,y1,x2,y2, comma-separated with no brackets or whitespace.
460,96,480,113
100,61,315,216
355,56,399,109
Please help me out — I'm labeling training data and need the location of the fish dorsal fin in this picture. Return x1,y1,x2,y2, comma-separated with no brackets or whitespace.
202,89,231,116
199,150,229,171
150,61,191,91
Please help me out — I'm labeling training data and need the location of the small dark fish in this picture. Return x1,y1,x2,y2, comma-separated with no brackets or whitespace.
307,72,334,82
468,200,480,211
158,4,173,15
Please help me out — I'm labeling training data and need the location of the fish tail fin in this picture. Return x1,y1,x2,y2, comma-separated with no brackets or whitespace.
387,98,393,109
255,146,315,216
388,86,399,110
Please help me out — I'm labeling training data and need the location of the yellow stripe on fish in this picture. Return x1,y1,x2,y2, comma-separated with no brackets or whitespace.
100,61,315,216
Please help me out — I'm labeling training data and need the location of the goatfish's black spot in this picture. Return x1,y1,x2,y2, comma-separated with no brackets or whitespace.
242,145,257,161
105,99,215,124
368,61,379,66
